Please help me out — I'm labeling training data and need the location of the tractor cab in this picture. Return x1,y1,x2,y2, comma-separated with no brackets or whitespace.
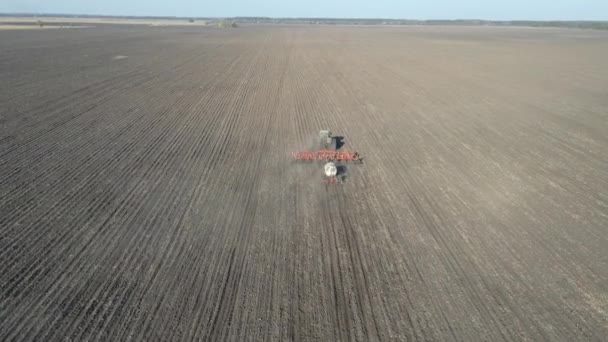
320,130,333,148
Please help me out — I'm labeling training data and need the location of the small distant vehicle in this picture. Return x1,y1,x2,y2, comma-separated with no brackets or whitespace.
292,130,363,183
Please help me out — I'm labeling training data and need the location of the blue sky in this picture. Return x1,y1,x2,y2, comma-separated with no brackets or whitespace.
1,0,606,20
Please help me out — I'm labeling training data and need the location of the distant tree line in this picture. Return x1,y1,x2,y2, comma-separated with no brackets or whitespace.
231,17,608,30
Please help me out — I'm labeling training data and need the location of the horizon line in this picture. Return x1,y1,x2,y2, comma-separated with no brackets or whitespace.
1,12,607,22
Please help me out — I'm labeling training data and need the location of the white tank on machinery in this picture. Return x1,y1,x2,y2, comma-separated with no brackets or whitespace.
324,162,337,177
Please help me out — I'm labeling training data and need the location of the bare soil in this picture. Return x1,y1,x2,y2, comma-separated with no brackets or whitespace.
1,25,607,341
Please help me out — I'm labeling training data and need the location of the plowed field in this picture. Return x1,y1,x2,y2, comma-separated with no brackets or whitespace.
1,25,608,341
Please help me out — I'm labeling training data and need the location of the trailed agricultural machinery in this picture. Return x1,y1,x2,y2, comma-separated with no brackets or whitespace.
292,130,363,183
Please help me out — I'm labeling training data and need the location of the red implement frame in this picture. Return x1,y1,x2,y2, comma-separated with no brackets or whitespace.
292,148,362,163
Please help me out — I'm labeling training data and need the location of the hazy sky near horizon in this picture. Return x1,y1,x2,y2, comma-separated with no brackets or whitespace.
1,0,606,20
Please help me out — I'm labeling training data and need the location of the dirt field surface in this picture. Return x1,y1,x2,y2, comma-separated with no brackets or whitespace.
1,25,608,341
